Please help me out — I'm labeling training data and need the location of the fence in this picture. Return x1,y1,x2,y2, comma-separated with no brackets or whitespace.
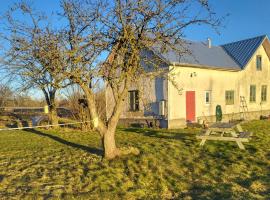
0,120,92,131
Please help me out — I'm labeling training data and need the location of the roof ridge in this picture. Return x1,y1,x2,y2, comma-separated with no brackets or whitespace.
221,35,267,68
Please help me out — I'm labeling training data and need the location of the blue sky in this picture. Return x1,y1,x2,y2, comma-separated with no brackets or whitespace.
185,0,270,45
0,0,269,45
0,0,270,98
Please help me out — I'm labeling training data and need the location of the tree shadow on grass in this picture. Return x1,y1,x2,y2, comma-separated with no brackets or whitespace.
25,129,103,156
234,172,270,195
122,127,198,141
184,183,234,200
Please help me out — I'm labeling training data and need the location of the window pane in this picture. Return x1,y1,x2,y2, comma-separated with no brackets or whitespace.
134,90,139,111
225,90,234,105
261,85,267,102
129,91,134,111
231,91,234,104
205,91,210,104
256,56,262,70
250,85,256,102
128,90,139,111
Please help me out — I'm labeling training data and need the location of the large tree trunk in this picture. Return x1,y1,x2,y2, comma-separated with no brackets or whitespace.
48,103,58,126
80,80,130,159
43,88,58,127
103,129,119,159
81,85,118,159
48,91,58,126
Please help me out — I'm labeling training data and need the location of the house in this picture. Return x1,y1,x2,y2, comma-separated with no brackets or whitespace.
106,35,270,129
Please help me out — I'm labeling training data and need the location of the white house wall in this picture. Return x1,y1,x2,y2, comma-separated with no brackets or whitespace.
167,42,270,128
167,66,239,128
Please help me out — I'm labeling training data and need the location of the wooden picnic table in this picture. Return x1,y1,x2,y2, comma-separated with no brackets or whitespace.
197,122,251,150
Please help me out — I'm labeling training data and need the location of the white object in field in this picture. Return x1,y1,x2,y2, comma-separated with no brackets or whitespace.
159,100,165,116
44,105,49,114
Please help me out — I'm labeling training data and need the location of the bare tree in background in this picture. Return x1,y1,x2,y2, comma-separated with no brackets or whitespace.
60,85,83,119
52,0,221,159
0,85,13,107
1,3,71,126
61,84,106,123
0,84,44,108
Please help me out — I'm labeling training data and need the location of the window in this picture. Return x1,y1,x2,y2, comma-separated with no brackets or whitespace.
128,90,139,111
256,55,262,71
225,90,234,105
205,91,211,104
261,85,267,102
250,85,256,102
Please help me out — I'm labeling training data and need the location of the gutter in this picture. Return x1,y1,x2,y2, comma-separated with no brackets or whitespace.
171,62,241,72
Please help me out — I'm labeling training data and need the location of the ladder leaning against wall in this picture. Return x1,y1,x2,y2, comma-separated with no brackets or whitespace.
240,96,248,120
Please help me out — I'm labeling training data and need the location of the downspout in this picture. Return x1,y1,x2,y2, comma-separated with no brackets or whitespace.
167,62,175,128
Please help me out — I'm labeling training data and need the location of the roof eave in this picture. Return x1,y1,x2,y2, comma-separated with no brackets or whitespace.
171,62,241,72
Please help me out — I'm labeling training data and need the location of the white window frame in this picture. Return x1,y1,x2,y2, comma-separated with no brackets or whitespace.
205,91,211,105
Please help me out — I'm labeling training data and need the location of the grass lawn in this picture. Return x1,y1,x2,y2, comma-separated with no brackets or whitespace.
0,120,269,199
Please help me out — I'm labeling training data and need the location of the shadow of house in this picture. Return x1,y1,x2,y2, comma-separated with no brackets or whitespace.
25,129,103,156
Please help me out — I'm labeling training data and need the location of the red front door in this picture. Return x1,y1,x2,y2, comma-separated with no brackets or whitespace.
186,91,196,122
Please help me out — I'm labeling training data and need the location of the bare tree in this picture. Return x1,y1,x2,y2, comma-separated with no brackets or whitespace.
1,2,71,125
0,85,13,107
52,0,221,159
60,85,83,119
61,84,106,123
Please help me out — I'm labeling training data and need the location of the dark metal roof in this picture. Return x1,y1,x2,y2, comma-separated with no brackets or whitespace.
221,35,266,69
152,35,268,71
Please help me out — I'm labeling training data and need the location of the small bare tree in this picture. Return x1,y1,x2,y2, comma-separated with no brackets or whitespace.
1,2,71,125
0,85,13,107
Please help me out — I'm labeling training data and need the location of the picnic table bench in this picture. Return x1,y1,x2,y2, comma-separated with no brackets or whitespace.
196,122,252,150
